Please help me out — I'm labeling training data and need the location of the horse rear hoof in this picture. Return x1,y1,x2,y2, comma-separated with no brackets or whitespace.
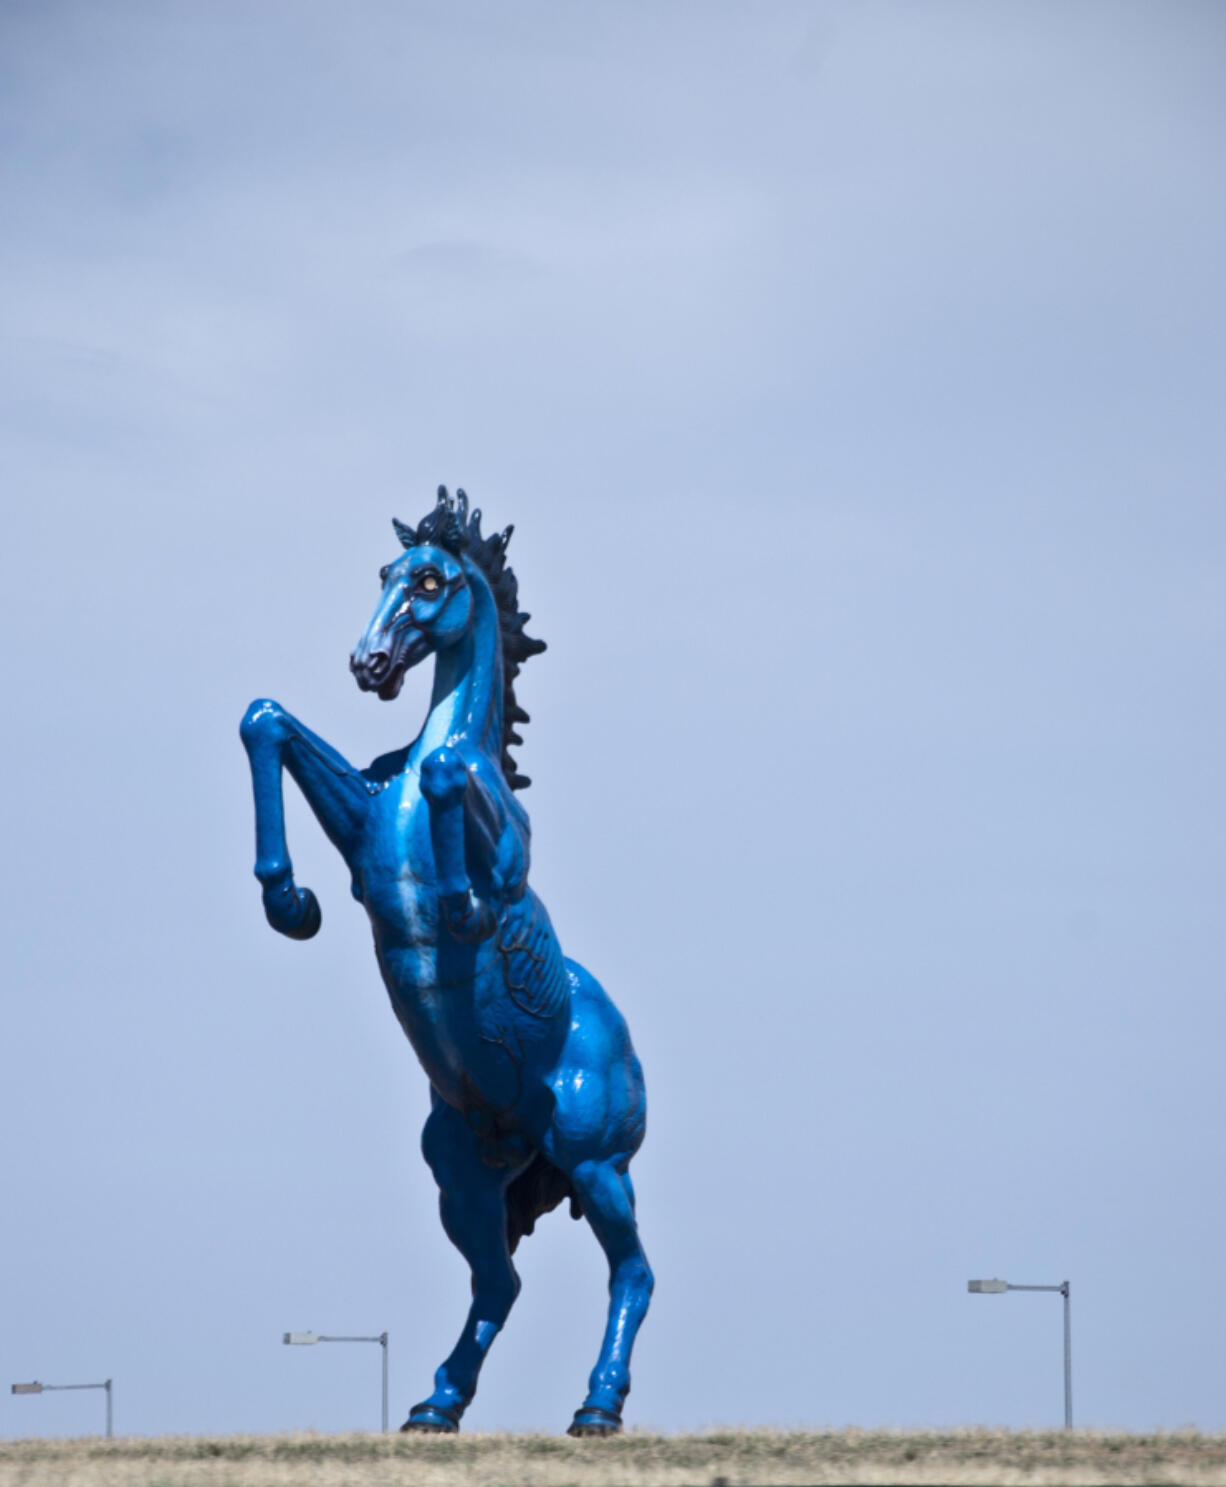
567,1407,622,1437
402,1405,460,1434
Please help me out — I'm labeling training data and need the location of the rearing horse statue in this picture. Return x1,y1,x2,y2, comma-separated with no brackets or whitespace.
240,488,651,1436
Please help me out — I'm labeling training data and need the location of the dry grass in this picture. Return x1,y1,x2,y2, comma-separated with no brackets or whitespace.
2,1429,1225,1487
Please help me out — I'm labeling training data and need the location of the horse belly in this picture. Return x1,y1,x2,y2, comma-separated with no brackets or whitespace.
383,974,561,1121
378,914,570,1122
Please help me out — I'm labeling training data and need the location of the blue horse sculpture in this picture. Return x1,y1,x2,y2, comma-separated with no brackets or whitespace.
240,488,651,1436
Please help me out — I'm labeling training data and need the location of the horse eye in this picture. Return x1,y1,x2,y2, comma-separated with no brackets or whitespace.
420,573,440,594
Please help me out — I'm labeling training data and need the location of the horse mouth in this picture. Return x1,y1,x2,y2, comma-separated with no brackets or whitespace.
350,647,404,698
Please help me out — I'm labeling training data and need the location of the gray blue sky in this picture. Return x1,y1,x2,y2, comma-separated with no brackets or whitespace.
2,0,1224,1439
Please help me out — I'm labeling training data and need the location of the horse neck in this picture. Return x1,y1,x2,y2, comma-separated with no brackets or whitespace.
410,563,504,768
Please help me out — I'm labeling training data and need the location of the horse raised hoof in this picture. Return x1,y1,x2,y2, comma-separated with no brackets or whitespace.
262,881,322,940
401,1404,460,1433
567,1406,622,1437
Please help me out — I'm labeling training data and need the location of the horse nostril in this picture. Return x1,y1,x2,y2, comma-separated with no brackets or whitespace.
366,650,390,680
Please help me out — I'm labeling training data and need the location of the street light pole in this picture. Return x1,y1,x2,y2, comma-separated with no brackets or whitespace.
10,1379,114,1438
967,1278,1072,1429
282,1331,389,1433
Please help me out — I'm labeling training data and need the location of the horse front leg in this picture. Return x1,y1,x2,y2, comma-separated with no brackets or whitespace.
420,746,497,942
239,699,371,939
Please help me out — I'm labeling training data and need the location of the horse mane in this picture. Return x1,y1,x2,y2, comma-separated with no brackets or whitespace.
393,486,546,791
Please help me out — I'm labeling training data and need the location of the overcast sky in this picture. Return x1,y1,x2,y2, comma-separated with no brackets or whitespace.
2,0,1224,1440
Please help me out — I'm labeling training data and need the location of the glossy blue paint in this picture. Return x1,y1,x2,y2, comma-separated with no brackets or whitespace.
240,489,651,1437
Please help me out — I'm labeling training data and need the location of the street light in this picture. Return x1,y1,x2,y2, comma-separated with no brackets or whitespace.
11,1379,113,1438
282,1331,389,1433
967,1277,1072,1429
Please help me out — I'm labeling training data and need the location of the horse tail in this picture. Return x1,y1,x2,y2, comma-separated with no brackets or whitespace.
506,1152,582,1253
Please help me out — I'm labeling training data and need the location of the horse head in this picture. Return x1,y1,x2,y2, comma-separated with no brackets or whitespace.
348,487,492,701
348,487,544,789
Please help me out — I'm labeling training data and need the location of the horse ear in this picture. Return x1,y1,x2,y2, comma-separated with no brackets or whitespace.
455,488,469,526
392,517,416,548
436,485,450,508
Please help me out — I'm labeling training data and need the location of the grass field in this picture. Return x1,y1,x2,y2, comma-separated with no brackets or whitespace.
2,1430,1226,1486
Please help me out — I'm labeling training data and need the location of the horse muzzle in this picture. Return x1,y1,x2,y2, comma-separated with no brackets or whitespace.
350,647,393,690
351,630,426,699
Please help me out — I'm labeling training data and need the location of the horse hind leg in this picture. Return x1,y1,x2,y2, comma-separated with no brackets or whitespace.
565,1158,654,1437
403,1100,525,1433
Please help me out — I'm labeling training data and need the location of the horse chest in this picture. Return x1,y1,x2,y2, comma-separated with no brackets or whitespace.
358,777,437,932
350,774,569,1114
